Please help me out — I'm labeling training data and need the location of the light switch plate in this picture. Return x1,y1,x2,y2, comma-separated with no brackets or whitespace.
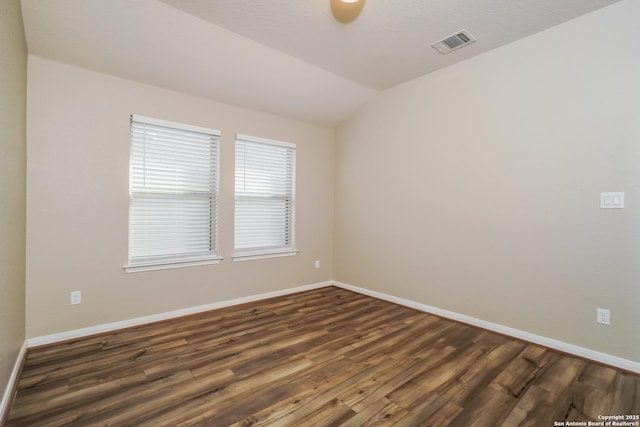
600,192,624,209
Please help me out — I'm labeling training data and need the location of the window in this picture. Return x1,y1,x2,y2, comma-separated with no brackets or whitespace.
234,134,297,260
125,115,221,272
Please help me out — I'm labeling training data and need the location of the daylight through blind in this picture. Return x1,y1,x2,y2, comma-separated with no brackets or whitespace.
235,136,296,255
129,116,220,265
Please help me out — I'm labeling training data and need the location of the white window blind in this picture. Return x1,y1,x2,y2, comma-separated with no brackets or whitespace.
234,134,296,258
128,115,220,269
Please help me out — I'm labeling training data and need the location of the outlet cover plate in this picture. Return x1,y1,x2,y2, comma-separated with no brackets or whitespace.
597,308,610,325
70,291,81,305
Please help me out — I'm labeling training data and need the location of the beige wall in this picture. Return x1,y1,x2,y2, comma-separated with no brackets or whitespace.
334,0,640,362
21,0,640,367
0,0,27,401
26,56,334,338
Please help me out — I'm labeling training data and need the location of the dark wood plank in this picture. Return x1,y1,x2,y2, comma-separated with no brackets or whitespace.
7,286,640,426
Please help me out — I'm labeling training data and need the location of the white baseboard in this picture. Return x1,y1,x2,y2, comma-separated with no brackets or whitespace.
27,281,332,348
24,279,640,374
0,341,27,423
332,281,640,374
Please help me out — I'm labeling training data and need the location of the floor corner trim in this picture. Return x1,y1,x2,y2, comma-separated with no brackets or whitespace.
23,279,639,374
27,281,333,348
332,281,640,374
0,341,28,425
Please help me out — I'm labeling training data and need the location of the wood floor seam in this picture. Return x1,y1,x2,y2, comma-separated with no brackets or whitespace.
7,286,640,426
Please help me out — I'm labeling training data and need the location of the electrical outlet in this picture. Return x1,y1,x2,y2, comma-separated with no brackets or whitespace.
315,260,320,269
70,291,81,305
597,308,610,325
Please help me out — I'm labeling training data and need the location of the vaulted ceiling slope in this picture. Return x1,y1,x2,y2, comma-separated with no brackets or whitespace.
21,0,621,126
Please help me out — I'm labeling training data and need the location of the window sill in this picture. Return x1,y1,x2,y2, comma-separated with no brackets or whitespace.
124,257,223,273
232,250,298,262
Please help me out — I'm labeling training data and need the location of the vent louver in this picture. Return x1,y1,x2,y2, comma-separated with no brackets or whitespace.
431,30,476,54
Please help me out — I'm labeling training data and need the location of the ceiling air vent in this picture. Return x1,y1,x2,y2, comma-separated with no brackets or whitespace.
431,30,476,54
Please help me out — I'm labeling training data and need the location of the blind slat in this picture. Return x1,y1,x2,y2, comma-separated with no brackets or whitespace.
234,138,296,254
129,117,219,264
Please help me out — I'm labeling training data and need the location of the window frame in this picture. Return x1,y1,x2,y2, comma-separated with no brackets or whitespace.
233,133,298,262
124,115,222,273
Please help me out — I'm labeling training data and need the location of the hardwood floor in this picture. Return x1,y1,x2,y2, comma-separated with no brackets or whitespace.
7,286,640,426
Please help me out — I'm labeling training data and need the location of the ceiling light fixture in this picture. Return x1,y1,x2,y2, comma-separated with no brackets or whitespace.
330,0,366,24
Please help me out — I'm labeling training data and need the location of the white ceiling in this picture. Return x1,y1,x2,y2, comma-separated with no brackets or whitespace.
21,0,621,126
